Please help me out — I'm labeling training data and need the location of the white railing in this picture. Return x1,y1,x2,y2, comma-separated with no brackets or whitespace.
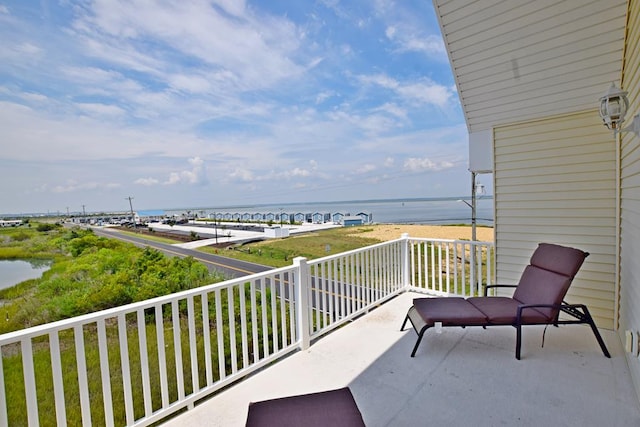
407,238,494,296
306,238,407,341
0,235,493,426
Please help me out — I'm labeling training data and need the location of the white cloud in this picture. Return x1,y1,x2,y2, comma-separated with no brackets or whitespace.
385,26,396,39
403,157,454,172
77,102,126,117
168,74,212,94
49,180,121,193
401,34,446,56
358,73,455,108
71,0,305,92
375,103,408,120
135,177,159,186
164,157,207,185
229,167,254,183
355,164,376,174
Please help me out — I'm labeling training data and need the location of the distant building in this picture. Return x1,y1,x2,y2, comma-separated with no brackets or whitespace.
135,210,165,224
342,216,364,227
264,227,290,238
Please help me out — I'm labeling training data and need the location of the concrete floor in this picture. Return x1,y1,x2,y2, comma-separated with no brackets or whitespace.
163,292,640,427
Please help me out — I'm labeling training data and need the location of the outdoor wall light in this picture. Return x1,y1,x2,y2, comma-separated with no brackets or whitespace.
599,82,628,130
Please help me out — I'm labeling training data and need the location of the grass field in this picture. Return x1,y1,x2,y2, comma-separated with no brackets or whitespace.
198,226,385,267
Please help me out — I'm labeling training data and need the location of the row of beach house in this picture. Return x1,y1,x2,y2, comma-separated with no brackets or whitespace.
203,211,372,225
65,210,373,226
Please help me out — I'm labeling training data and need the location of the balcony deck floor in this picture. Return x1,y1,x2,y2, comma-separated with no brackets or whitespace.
163,292,640,427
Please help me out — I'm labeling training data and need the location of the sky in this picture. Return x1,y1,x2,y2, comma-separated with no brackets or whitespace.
0,0,483,215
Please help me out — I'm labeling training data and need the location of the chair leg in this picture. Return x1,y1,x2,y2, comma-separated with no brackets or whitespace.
582,306,611,358
411,327,429,357
401,314,410,331
515,323,522,360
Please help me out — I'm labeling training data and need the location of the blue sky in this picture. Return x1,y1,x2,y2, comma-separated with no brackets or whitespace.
0,0,480,215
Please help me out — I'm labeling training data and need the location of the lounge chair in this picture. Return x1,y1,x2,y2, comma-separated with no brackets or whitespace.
401,243,611,359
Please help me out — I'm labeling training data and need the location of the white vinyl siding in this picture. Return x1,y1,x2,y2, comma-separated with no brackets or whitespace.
619,0,640,401
494,111,617,328
433,0,627,133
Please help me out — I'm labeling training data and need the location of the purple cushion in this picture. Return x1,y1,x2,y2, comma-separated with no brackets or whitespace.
467,297,550,324
529,243,588,278
246,387,365,427
512,266,572,319
413,298,488,326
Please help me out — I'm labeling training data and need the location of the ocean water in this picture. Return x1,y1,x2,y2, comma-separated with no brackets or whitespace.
166,197,494,226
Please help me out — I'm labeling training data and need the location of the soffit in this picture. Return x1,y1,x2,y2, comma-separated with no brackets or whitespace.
433,0,629,133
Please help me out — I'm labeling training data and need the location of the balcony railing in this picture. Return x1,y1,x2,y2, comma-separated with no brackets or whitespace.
0,235,494,426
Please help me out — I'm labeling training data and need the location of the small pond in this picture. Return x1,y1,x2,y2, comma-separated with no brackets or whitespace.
0,260,51,290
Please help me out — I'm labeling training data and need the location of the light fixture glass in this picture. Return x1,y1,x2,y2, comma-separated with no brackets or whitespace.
599,83,629,130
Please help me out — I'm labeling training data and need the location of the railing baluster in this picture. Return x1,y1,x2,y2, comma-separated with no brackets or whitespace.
270,275,279,353
74,325,91,426
438,243,443,293
201,292,213,385
228,285,238,374
21,338,38,426
187,295,199,397
279,274,287,348
250,281,259,363
137,309,152,417
355,252,362,311
0,348,7,426
385,245,390,294
49,331,66,426
155,304,169,407
97,318,114,427
172,301,185,401
117,313,134,426
259,280,269,358
239,283,249,369
288,272,296,344
314,264,321,331
321,262,329,328
327,261,334,324
215,289,225,379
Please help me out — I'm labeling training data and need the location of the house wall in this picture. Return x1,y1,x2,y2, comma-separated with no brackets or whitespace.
619,0,640,403
494,110,617,329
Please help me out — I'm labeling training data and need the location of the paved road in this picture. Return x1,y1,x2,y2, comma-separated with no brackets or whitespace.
92,227,272,279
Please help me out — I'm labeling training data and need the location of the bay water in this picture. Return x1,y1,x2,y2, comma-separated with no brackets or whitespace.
166,197,494,226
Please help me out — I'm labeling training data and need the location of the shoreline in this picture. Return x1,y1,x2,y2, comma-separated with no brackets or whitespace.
145,221,494,249
352,223,494,242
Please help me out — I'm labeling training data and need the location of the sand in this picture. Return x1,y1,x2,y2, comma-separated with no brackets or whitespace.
349,224,494,242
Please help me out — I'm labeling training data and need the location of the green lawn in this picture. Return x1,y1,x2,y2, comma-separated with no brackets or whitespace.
198,227,384,267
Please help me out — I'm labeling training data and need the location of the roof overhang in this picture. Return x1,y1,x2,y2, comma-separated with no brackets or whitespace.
433,0,629,133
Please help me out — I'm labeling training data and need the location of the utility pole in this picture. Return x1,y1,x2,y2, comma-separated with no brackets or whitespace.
82,204,86,226
214,212,218,244
126,196,135,229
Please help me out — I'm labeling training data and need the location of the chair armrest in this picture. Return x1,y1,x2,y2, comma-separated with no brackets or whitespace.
484,284,517,296
515,302,589,323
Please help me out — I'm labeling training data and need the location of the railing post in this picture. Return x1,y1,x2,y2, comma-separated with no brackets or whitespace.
469,240,478,296
470,241,477,296
293,257,311,350
401,233,410,289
